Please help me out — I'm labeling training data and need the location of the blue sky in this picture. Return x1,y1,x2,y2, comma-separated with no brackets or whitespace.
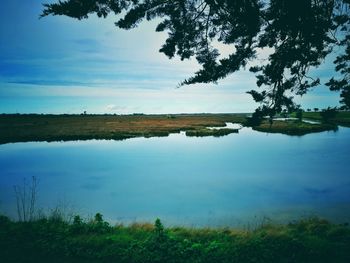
0,0,342,114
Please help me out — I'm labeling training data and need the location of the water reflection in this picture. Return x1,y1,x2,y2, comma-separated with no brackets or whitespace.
207,122,243,130
0,127,349,227
273,117,321,124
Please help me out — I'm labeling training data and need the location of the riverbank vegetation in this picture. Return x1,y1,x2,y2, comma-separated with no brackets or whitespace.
1,112,349,144
1,214,349,263
251,110,350,136
252,120,337,136
292,111,350,127
0,114,247,144
185,128,239,137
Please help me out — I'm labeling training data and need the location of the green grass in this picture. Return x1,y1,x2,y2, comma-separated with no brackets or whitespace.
291,111,350,127
1,214,349,263
185,128,239,137
252,120,337,136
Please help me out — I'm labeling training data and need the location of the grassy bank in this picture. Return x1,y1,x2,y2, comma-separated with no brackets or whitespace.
252,111,350,135
185,128,239,137
252,120,337,136
1,214,349,263
1,112,349,144
293,111,350,127
0,114,247,144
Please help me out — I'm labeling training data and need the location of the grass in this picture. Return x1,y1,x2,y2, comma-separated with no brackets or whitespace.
0,113,247,144
291,111,350,127
1,112,349,144
185,128,239,137
252,120,338,136
252,111,350,135
1,214,349,263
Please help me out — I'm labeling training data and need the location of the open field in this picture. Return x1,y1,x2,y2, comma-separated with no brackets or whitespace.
1,112,349,144
0,114,246,144
1,214,350,263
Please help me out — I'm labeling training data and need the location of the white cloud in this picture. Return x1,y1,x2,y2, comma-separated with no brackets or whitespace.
106,104,118,111
0,1,340,114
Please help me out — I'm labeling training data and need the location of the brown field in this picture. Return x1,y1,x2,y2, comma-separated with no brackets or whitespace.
2,112,348,144
0,113,247,144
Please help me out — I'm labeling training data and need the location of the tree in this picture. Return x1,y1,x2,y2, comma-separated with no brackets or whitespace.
326,37,350,110
296,108,303,122
41,0,350,116
320,107,338,122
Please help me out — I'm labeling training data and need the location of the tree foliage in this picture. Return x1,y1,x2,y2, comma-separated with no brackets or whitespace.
41,0,350,115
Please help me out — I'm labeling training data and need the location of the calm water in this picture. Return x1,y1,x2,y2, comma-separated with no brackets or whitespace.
1,127,350,227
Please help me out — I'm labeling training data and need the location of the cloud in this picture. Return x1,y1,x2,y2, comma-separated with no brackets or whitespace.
74,38,100,47
74,38,102,53
0,0,341,114
7,80,91,87
106,104,125,112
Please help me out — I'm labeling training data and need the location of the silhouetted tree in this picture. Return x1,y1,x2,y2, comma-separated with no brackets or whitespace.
296,108,303,122
41,0,350,116
281,108,288,117
320,107,338,122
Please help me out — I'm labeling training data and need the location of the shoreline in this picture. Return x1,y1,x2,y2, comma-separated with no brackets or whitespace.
1,112,349,144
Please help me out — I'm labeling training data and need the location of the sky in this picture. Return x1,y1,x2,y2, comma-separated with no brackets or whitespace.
0,0,342,114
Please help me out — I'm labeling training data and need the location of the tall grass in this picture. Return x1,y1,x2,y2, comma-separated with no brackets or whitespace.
1,214,349,262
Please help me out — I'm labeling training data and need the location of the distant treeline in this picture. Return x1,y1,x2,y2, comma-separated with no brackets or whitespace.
0,113,249,116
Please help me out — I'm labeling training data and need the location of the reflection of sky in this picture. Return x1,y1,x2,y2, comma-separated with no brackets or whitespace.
1,127,350,227
0,0,342,114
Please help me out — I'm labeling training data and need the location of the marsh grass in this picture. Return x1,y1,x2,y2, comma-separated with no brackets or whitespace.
252,120,337,136
291,111,350,127
185,128,239,137
0,114,247,144
1,214,349,263
1,112,349,143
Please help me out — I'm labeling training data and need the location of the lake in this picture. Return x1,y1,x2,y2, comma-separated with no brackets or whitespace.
1,126,350,227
